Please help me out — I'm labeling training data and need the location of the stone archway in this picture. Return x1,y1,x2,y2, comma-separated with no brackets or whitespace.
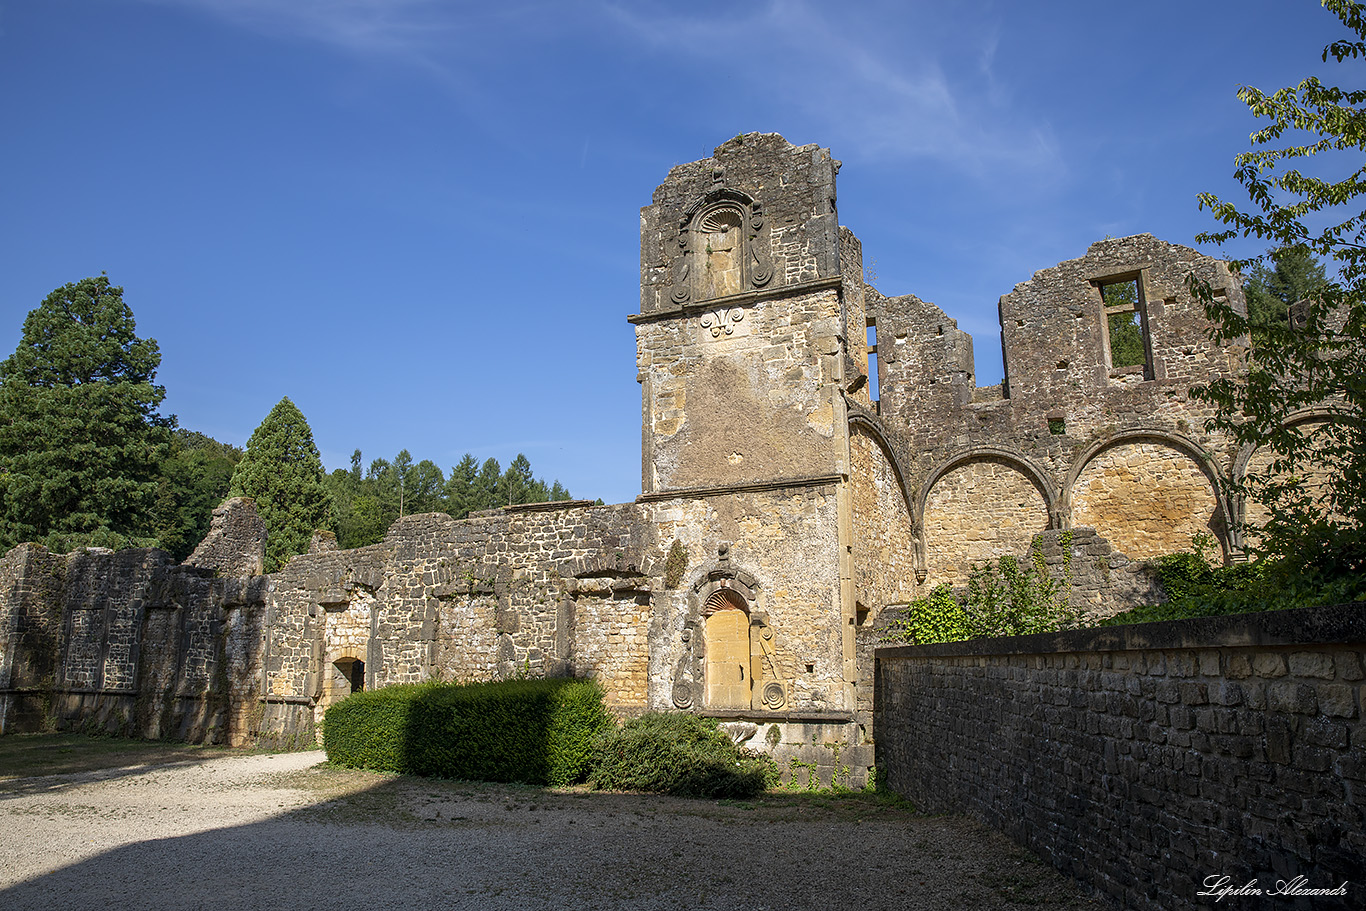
1068,435,1225,561
920,454,1052,584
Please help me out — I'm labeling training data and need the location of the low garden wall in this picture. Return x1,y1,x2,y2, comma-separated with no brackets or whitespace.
875,604,1366,910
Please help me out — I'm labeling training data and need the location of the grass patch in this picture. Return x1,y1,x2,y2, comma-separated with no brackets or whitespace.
0,732,240,781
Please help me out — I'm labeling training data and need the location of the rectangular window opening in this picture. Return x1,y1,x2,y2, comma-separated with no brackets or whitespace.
1099,277,1151,376
866,318,879,403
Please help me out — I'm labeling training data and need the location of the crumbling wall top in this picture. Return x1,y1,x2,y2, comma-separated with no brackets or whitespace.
638,132,843,315
183,497,267,577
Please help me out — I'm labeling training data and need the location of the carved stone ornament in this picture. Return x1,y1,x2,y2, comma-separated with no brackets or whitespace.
669,189,772,306
700,308,744,338
761,680,787,710
748,204,773,288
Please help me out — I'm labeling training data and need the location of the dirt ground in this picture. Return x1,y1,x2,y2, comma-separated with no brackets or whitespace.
0,734,1105,911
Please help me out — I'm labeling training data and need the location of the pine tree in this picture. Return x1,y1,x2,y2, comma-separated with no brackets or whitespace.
444,454,479,518
229,397,333,571
1242,244,1328,328
0,276,171,551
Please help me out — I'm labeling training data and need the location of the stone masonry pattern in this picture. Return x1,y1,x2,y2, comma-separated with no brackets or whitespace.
876,606,1366,911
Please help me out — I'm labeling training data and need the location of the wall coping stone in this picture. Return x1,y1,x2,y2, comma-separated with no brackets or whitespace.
876,601,1366,659
504,499,598,514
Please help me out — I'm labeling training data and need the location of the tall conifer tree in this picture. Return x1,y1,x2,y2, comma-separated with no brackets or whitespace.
0,276,170,550
229,397,333,571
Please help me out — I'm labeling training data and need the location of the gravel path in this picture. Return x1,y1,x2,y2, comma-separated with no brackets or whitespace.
0,749,1104,911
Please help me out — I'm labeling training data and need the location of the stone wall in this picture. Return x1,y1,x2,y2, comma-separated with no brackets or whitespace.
184,496,268,577
1071,439,1222,561
859,233,1250,599
875,605,1366,910
0,539,270,745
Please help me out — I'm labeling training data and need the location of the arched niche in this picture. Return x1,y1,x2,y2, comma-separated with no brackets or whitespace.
1233,408,1347,543
670,546,789,713
703,590,751,709
670,189,773,305
919,450,1055,585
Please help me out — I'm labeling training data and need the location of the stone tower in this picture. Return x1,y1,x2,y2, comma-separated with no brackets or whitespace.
632,134,874,732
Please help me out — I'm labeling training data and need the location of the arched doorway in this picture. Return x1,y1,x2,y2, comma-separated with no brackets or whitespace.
331,656,364,702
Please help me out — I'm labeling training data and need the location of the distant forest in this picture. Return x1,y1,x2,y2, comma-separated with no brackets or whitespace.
325,450,573,550
147,437,573,559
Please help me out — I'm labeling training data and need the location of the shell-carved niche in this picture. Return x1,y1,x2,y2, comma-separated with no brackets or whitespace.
670,189,774,306
670,544,791,712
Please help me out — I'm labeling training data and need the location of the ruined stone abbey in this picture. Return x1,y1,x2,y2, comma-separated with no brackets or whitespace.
2,134,1302,782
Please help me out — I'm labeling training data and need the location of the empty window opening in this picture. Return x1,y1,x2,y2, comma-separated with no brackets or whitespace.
335,657,364,695
866,318,879,402
1048,417,1066,435
1099,277,1151,375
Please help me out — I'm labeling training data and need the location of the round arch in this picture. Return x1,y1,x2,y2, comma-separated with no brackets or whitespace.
918,447,1059,530
1064,428,1232,560
918,448,1056,585
847,414,917,521
1231,407,1349,542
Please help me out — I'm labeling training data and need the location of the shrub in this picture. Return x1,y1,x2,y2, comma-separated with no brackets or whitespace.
879,583,969,644
963,551,1079,638
881,541,1079,645
1102,540,1366,627
589,712,779,799
323,677,612,786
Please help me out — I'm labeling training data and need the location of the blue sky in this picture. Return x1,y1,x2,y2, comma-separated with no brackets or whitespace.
0,0,1353,506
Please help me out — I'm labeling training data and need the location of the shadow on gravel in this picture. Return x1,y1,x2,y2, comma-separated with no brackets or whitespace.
0,758,1106,911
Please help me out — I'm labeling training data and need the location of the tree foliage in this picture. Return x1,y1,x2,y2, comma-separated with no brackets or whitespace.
0,276,171,551
1193,0,1366,578
325,448,573,548
1242,244,1329,328
229,397,333,571
152,429,242,561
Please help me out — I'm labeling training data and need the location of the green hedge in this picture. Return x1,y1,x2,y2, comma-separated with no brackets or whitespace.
589,711,779,798
323,677,612,786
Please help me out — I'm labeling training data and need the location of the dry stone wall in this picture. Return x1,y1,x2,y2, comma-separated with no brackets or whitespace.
876,604,1366,911
0,538,269,744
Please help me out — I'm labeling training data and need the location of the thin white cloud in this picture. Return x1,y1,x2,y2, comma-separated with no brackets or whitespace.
133,0,1061,177
133,0,458,54
602,0,1060,177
